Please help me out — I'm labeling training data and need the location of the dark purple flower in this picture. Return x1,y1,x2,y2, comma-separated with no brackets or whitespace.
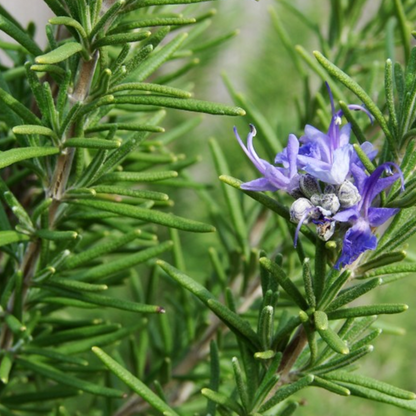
335,218,378,268
334,163,404,269
234,124,300,195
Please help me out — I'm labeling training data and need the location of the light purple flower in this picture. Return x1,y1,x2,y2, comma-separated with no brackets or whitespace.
234,124,300,195
297,84,373,185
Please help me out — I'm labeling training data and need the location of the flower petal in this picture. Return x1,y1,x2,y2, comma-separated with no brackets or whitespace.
338,123,351,147
333,207,359,222
303,145,351,185
264,164,290,189
361,162,403,216
240,177,278,192
330,144,352,184
368,207,399,227
287,134,300,178
234,125,266,174
301,125,331,163
335,218,377,269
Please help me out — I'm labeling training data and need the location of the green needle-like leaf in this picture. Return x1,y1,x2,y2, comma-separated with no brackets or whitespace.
209,138,249,256
49,17,87,39
13,125,58,139
318,270,351,310
0,87,42,125
385,59,399,140
352,144,376,173
113,95,245,116
45,277,108,292
110,82,192,99
326,278,382,312
207,340,220,415
0,353,13,384
93,31,151,48
302,258,316,308
92,347,181,416
393,0,410,63
16,357,125,397
295,45,346,102
337,383,416,412
69,199,215,233
157,260,261,349
35,229,78,241
312,375,351,396
42,285,164,313
1,387,80,405
22,347,88,366
201,388,244,414
327,304,408,320
258,306,274,350
86,122,165,133
131,32,188,82
92,186,168,201
260,258,308,310
313,51,397,156
35,42,84,64
361,262,416,278
98,171,178,183
63,229,143,269
0,147,59,170
64,138,121,149
259,375,314,412
89,0,126,40
325,370,416,400
232,357,250,411
0,15,42,55
30,64,67,77
55,322,145,355
126,0,210,6
111,17,195,34
311,346,374,374
314,311,349,355
79,241,173,281
0,230,30,247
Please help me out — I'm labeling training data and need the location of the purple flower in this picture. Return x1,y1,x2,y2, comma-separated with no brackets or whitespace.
334,163,404,269
234,124,300,195
233,83,402,270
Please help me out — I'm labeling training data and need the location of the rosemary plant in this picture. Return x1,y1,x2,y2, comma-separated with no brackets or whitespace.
0,1,415,416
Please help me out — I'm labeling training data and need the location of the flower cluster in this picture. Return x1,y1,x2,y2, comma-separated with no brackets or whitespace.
235,87,403,269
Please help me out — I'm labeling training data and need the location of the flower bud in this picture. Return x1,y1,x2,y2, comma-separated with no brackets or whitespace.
299,174,321,198
310,193,340,215
324,184,337,194
290,198,314,223
338,180,361,208
320,193,340,214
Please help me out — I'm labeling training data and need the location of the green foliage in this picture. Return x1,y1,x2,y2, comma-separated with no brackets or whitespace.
0,1,415,416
